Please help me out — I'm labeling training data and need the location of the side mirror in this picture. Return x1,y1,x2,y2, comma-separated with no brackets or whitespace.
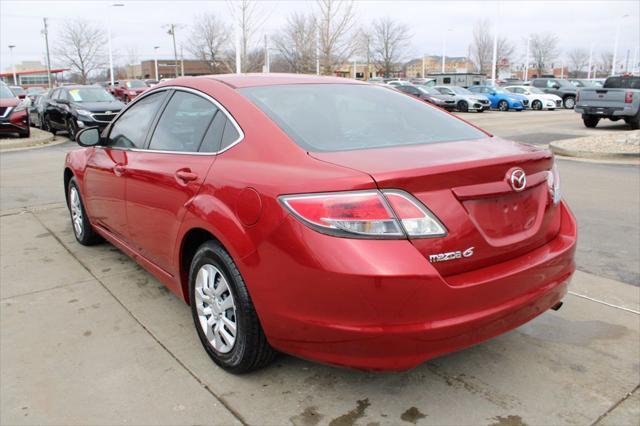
490,91,497,96
552,84,560,89
76,127,101,147
58,98,70,105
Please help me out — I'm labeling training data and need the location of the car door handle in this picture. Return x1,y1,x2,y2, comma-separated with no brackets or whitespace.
113,164,126,176
175,169,198,183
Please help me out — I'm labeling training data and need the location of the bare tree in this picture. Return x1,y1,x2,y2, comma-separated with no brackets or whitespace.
187,13,232,73
599,51,613,75
227,0,268,72
370,17,411,77
567,48,589,77
55,19,107,84
530,33,559,77
469,19,514,74
316,0,357,75
272,12,317,73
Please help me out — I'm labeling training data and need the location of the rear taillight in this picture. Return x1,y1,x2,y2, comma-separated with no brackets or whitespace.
625,91,633,103
280,190,446,239
547,164,561,205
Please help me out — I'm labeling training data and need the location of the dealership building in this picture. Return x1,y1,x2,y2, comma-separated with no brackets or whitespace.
1,61,67,87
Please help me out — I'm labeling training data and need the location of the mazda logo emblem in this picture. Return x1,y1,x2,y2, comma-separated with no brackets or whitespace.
510,169,527,192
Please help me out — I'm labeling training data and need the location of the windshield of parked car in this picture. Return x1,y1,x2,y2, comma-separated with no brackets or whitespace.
241,84,488,152
0,85,15,99
604,76,640,89
450,87,472,95
10,86,26,96
68,88,115,102
125,80,147,89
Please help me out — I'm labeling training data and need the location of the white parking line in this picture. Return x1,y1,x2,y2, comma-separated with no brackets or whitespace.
569,291,640,315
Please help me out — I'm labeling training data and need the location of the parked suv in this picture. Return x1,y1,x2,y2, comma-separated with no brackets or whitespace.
111,79,148,102
0,82,30,138
531,78,578,109
44,85,124,139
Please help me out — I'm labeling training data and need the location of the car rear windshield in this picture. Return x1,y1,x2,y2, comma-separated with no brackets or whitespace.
604,77,640,89
240,84,488,152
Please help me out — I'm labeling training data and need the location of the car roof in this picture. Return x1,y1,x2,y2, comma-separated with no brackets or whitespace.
199,73,367,89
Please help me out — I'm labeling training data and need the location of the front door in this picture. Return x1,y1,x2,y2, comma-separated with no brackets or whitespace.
84,90,169,239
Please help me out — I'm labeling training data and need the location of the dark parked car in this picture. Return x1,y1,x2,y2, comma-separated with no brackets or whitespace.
531,78,578,109
28,91,50,128
26,87,47,103
395,84,456,110
44,85,124,139
0,83,30,138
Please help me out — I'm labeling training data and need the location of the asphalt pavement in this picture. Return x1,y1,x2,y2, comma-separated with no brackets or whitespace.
1,110,639,425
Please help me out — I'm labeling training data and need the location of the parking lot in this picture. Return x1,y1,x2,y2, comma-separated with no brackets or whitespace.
1,110,639,425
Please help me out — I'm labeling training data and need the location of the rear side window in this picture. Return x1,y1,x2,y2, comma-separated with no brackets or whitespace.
240,84,487,152
220,119,241,151
604,77,640,89
532,80,545,88
148,91,218,152
199,112,226,153
109,91,167,149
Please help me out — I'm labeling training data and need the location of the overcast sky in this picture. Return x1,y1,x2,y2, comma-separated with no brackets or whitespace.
1,0,639,71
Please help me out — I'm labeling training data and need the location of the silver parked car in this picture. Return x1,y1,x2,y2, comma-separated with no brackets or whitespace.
433,86,491,112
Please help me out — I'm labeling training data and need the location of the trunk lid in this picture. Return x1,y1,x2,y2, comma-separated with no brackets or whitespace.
310,137,562,276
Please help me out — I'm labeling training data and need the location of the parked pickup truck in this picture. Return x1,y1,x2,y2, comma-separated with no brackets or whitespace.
575,75,640,129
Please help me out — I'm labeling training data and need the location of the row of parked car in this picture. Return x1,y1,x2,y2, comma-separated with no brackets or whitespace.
380,77,603,112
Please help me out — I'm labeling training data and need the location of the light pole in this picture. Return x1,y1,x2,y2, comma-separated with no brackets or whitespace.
108,3,125,87
611,13,629,76
153,46,159,80
587,43,594,80
524,36,530,81
8,45,17,85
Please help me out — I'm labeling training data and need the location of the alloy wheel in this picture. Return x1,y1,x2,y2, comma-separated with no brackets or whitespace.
564,97,575,109
69,186,83,238
498,100,508,111
194,264,238,354
532,100,542,110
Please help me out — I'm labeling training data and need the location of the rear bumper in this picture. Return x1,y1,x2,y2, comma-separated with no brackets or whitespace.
244,201,577,370
576,105,635,117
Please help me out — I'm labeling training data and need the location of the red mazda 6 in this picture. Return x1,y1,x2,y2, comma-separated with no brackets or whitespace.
64,74,577,373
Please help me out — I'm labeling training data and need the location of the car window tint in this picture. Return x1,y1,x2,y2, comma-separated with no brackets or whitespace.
148,91,218,152
241,84,487,152
220,117,241,151
109,91,166,149
199,111,226,152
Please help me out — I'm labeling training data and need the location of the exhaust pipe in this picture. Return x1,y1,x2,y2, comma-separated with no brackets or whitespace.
551,301,563,311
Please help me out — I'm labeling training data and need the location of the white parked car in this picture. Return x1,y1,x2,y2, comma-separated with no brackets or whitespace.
504,85,562,110
387,80,411,87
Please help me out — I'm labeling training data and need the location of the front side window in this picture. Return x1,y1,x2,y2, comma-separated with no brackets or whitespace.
241,84,488,152
148,91,218,152
108,91,167,149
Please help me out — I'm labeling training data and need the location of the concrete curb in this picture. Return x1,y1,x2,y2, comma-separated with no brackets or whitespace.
0,130,60,152
549,142,640,160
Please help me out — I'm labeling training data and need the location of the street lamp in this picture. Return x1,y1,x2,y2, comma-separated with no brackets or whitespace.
611,13,629,76
153,46,160,80
8,45,17,85
108,3,125,87
523,36,530,81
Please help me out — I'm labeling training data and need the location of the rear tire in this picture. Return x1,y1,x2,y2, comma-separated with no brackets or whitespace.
189,241,276,374
563,96,576,109
627,111,640,130
457,100,469,112
582,115,600,128
67,177,102,246
498,100,509,111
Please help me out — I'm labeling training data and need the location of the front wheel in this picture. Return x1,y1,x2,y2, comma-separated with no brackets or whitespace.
498,100,509,111
563,96,576,109
67,118,78,141
44,116,56,135
457,100,469,112
67,177,101,245
189,241,276,374
532,100,543,110
582,115,600,128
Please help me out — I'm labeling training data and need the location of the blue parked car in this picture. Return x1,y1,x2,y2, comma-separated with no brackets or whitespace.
468,86,528,111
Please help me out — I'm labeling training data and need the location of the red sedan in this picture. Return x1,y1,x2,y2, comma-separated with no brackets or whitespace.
64,74,576,373
0,83,30,138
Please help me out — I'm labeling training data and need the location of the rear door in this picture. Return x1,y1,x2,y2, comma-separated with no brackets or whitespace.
124,88,227,274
